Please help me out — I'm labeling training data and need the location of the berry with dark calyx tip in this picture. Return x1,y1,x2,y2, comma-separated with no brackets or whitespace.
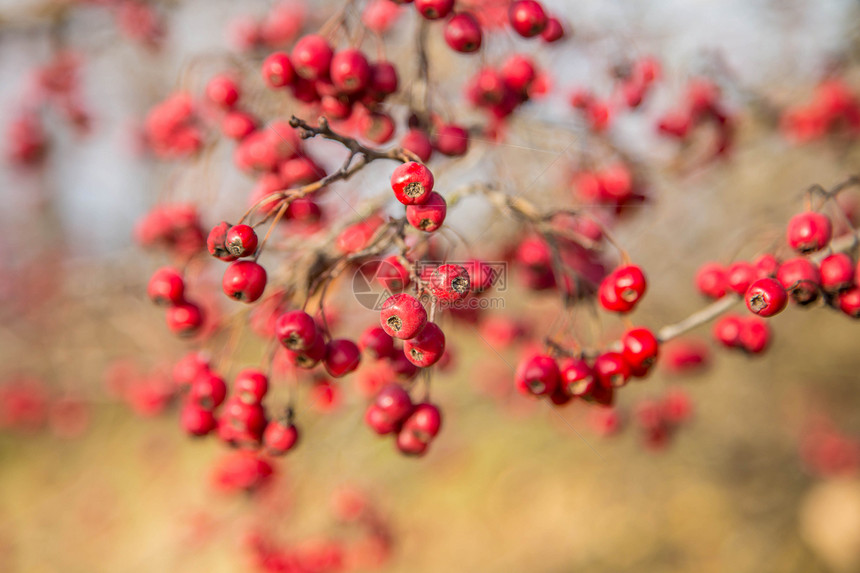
330,49,371,95
787,211,832,254
713,315,743,348
181,402,217,436
726,261,758,296
166,302,203,337
509,0,548,38
593,352,631,389
290,34,333,80
148,267,185,306
189,371,227,410
396,428,429,456
400,403,442,442
598,264,648,313
365,403,401,435
275,310,318,351
404,322,446,368
263,419,299,455
541,16,564,42
374,383,414,425
324,339,362,378
838,287,860,318
739,316,771,354
621,327,660,374
359,325,395,359
415,0,455,20
173,352,210,389
320,94,352,120
222,397,266,437
433,123,469,156
514,354,560,397
376,254,411,291
207,221,238,262
558,357,594,397
225,224,258,257
389,348,420,380
390,161,434,205
777,257,821,305
819,253,855,292
406,191,447,232
234,368,269,404
400,128,433,163
444,12,482,53
284,331,327,369
745,277,788,317
380,294,427,339
754,254,780,278
261,52,295,88
694,262,727,299
429,264,471,302
222,260,267,303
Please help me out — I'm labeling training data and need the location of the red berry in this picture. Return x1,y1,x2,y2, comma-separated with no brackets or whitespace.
275,310,319,351
598,264,648,313
819,253,855,292
180,402,217,436
726,261,757,295
261,52,295,88
330,49,371,95
148,266,185,306
173,352,210,388
365,403,400,435
540,16,564,42
225,224,258,258
207,221,238,262
745,277,788,317
324,339,362,377
400,128,433,163
284,331,327,369
754,254,780,278
205,75,240,109
222,260,267,303
739,316,771,354
358,109,395,143
713,315,743,348
400,403,442,442
593,352,631,389
367,61,399,101
621,327,660,374
189,371,227,410
404,322,446,368
263,420,299,455
406,191,447,232
359,326,395,359
222,397,266,443
787,211,832,254
415,0,455,20
396,427,429,456
444,12,482,53
380,293,427,339
838,287,860,318
235,368,269,404
500,54,537,95
388,348,420,380
558,358,594,397
514,354,559,397
290,34,333,80
166,302,203,337
777,257,821,305
433,123,469,156
509,0,548,38
374,383,414,425
222,111,257,140
428,264,471,302
390,161,434,205
695,262,727,299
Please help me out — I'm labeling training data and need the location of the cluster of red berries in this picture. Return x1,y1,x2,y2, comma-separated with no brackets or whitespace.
143,92,205,159
713,314,771,355
0,375,89,439
571,162,645,213
229,1,305,53
390,161,447,232
657,78,733,157
781,78,860,144
147,266,205,336
465,54,545,121
134,203,206,259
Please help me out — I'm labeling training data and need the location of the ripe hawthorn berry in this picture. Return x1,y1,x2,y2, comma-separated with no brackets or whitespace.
713,315,743,348
173,352,210,388
367,61,399,101
695,262,728,299
330,49,371,95
376,254,411,291
739,316,771,354
275,310,318,351
396,427,429,456
263,419,300,455
621,327,660,375
166,302,203,337
406,191,447,232
324,339,362,378
745,277,788,317
222,397,267,442
365,403,401,435
180,402,217,436
404,322,446,368
786,211,832,254
388,348,420,380
500,54,537,95
819,253,855,292
390,161,434,205
415,0,455,20
558,357,594,397
284,331,327,369
598,264,648,313
838,287,860,318
189,371,227,410
401,128,433,163
444,12,482,53
433,123,469,156
509,0,548,38
205,75,240,108
726,261,758,295
514,354,560,397
290,34,333,80
428,264,471,302
222,111,257,140
373,383,414,427
754,254,780,278
261,52,295,88
400,403,442,442
540,16,564,42
225,224,258,258
207,221,238,262
359,325,395,359
380,294,427,339
777,257,821,305
234,368,269,404
148,267,185,306
222,260,267,303
358,109,395,143
593,352,631,388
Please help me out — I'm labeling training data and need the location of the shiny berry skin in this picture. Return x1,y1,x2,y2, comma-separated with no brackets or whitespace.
330,49,371,95
263,420,299,455
261,52,295,88
222,397,266,436
404,322,446,367
166,302,203,337
444,12,482,53
374,383,414,425
540,16,564,42
745,277,788,317
514,354,560,397
324,339,362,378
415,0,455,20
389,349,420,380
754,254,780,278
205,75,240,108
739,316,771,354
189,371,227,410
597,264,648,313
400,403,442,442
222,260,267,303
359,326,395,359
396,428,429,456
406,191,447,232
390,161,434,205
225,224,258,257
235,368,269,404
365,403,401,435
501,54,537,95
621,327,660,374
207,221,238,262
180,402,217,436
401,128,433,163
594,352,631,389
375,256,411,292
713,314,743,348
380,293,427,339
777,257,821,305
429,264,471,302
819,253,855,292
367,61,399,101
786,211,832,254
695,262,727,299
285,331,327,369
558,358,594,397
509,0,548,38
838,287,860,318
726,261,758,295
433,123,469,156
148,267,185,306
275,310,318,351
290,34,333,80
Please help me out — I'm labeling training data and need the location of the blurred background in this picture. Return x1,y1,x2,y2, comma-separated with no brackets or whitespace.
1,0,860,572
